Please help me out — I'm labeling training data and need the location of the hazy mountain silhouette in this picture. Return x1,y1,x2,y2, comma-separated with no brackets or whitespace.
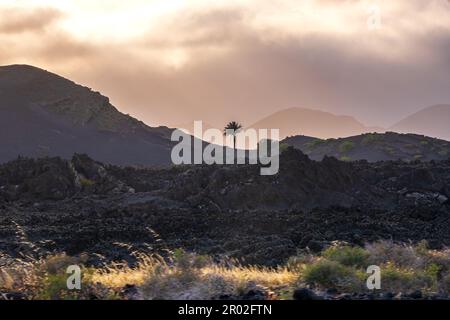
0,64,174,165
390,105,450,141
249,107,383,139
4,64,449,166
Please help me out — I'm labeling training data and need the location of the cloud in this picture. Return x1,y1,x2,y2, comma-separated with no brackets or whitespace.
141,7,248,49
0,0,449,129
73,1,450,127
0,7,63,34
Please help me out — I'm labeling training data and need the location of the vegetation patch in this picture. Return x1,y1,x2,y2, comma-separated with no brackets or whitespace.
339,156,352,162
339,141,355,153
322,245,369,268
361,133,380,145
302,259,364,291
2,241,449,300
305,139,325,149
79,177,95,187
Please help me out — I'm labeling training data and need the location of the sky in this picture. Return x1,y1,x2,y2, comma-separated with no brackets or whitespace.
1,0,450,128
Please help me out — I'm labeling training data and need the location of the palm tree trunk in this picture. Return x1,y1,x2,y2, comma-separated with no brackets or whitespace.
233,136,236,163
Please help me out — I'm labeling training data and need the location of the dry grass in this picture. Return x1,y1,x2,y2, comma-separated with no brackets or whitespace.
0,251,43,295
202,265,296,289
91,256,161,289
2,241,450,300
91,252,297,300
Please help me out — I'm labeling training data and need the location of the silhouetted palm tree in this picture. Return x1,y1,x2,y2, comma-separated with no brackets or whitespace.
223,121,243,150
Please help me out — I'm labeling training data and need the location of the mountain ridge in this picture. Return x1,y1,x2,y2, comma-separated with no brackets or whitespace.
283,132,450,162
0,64,174,165
390,104,450,141
2,64,450,165
249,107,384,139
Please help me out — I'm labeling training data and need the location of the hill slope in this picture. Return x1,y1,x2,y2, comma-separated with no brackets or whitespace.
249,107,383,139
390,105,450,141
283,132,450,162
0,65,173,165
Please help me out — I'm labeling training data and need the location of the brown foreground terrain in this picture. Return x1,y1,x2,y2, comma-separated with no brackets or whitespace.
1,148,450,299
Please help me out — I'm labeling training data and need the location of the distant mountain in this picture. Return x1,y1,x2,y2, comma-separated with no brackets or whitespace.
0,64,174,165
390,105,450,141
174,121,216,142
283,132,450,162
249,107,383,139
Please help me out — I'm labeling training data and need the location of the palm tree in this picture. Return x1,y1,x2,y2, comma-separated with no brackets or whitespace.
223,121,243,150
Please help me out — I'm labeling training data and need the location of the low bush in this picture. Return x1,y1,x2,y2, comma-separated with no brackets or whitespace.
2,242,450,300
302,259,363,291
79,177,95,187
339,156,352,162
339,141,355,153
380,263,434,293
365,241,424,269
305,139,325,149
361,134,380,145
322,245,369,268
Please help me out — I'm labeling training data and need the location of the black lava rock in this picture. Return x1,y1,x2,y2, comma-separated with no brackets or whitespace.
293,288,319,300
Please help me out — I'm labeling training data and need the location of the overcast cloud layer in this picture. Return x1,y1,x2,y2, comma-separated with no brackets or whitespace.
1,0,449,128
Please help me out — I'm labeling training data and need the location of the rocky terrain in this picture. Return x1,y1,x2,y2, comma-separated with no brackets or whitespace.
1,147,449,268
283,132,450,162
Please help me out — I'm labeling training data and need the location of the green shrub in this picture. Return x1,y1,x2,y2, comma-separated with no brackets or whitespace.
361,134,380,145
305,139,325,149
413,240,431,257
302,260,362,290
380,263,434,293
322,246,369,268
30,254,115,300
38,273,81,300
279,143,290,153
383,146,396,155
339,141,355,153
172,249,211,270
424,263,441,280
79,177,95,187
35,255,82,300
339,156,352,162
286,253,316,272
365,241,424,269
